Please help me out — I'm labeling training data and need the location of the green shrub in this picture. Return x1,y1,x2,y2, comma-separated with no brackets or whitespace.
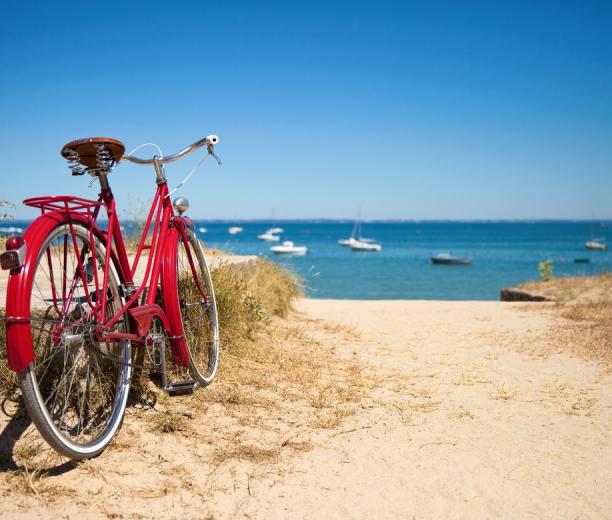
538,259,554,282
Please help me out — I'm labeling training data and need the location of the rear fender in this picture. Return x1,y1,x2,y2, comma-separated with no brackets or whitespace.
4,211,124,372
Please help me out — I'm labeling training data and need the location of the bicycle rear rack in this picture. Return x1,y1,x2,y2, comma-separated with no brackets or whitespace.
24,195,102,218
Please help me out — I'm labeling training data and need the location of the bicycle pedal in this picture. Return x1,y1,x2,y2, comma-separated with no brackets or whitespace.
166,380,196,396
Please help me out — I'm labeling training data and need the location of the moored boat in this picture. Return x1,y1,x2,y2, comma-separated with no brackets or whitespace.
228,226,243,235
0,226,24,235
350,240,382,252
585,239,607,250
338,237,359,246
258,227,283,241
258,231,280,241
340,221,380,249
431,252,472,265
270,241,307,255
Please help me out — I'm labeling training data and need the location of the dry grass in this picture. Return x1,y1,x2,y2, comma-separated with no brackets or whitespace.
519,272,612,303
145,407,194,433
311,407,356,429
212,440,281,466
454,408,476,421
408,400,442,413
519,273,612,363
210,258,302,362
318,320,361,339
558,300,612,361
5,436,74,498
540,380,572,398
491,384,518,401
452,371,491,386
567,397,599,416
393,397,441,425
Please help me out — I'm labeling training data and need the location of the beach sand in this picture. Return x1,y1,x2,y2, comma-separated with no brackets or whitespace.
1,298,611,518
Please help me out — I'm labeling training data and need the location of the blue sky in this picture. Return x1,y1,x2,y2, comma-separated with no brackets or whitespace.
1,0,611,220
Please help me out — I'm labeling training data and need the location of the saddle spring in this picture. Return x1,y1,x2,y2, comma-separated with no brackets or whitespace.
65,148,85,176
94,143,113,174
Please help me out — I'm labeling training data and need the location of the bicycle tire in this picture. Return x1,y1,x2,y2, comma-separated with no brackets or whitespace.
17,223,131,459
164,227,219,387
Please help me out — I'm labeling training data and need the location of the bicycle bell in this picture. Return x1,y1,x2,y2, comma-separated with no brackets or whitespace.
173,197,189,215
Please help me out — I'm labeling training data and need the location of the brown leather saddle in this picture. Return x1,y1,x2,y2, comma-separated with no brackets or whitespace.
61,137,125,176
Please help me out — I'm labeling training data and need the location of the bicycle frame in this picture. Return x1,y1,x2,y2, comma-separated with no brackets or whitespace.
5,153,209,372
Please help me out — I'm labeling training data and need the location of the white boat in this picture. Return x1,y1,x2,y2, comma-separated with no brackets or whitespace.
198,226,208,233
258,227,283,241
228,226,243,235
341,221,381,251
350,240,381,252
0,226,24,234
585,239,607,250
338,236,359,246
339,222,359,246
258,231,280,241
270,241,307,255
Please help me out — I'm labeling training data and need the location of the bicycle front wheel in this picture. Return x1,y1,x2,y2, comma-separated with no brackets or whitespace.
164,226,219,387
17,223,131,459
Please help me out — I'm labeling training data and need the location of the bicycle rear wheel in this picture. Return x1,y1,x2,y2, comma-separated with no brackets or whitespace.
17,223,131,459
164,227,219,387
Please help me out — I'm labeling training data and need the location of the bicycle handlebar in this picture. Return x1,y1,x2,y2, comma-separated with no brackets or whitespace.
122,135,220,165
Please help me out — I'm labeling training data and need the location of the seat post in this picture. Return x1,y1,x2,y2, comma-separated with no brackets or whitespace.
99,174,110,191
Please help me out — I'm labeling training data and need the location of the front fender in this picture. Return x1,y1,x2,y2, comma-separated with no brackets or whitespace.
160,221,190,366
4,211,120,372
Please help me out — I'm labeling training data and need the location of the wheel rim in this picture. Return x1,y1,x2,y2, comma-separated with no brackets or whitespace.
24,224,130,453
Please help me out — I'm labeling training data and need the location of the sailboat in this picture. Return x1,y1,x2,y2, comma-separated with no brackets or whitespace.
339,222,377,246
339,222,381,251
585,219,608,250
338,222,360,246
351,240,382,252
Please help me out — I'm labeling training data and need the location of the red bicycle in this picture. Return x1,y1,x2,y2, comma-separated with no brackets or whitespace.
2,135,221,459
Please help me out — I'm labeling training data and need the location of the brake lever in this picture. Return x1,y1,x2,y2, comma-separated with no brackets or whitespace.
207,143,222,165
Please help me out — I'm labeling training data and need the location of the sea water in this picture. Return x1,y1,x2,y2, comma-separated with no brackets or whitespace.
191,221,612,300
3,220,611,300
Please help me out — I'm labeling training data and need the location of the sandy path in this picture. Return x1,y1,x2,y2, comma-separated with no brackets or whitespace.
239,300,612,519
1,299,611,518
